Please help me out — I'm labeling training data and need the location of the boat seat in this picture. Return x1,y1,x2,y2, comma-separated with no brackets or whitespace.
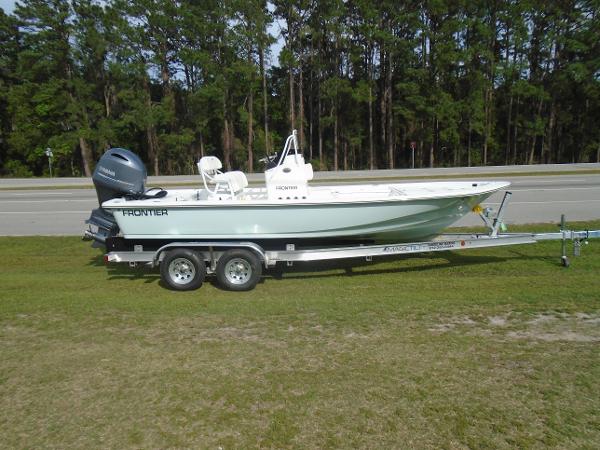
304,163,314,181
198,156,248,198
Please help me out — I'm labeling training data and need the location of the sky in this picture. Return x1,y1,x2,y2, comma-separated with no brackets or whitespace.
0,0,15,13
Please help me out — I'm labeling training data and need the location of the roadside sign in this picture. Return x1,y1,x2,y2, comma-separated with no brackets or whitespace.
45,147,53,177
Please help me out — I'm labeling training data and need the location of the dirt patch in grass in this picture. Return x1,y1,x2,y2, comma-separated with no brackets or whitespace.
430,311,600,342
508,330,600,342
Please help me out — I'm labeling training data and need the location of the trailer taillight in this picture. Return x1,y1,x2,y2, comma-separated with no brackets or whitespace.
103,255,109,264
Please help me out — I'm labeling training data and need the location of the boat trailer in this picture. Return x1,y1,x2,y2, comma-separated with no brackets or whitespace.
98,192,600,291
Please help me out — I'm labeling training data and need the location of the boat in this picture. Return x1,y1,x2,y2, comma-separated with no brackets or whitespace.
85,131,510,248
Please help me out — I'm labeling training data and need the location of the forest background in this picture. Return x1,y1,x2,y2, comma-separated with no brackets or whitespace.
0,0,599,178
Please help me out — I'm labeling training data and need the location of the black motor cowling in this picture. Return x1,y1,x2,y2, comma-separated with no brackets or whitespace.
84,148,147,246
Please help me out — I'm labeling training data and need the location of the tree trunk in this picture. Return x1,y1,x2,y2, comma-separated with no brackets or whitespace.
160,49,175,171
259,44,270,154
103,83,113,118
73,99,94,177
308,66,314,161
512,95,520,164
367,45,375,170
484,8,497,166
483,116,488,164
467,118,472,167
419,120,424,168
399,127,405,167
506,93,513,165
528,135,537,165
380,48,387,162
247,44,254,172
386,53,393,169
332,106,338,171
146,125,159,176
142,77,160,175
308,40,314,161
79,136,93,177
429,143,434,168
343,139,348,171
299,64,304,150
229,121,235,168
557,125,564,163
247,90,254,172
318,89,323,169
545,100,556,164
528,98,544,164
183,64,191,91
160,46,170,95
289,64,295,131
368,82,374,170
483,87,490,166
67,85,94,176
430,117,435,168
223,117,231,171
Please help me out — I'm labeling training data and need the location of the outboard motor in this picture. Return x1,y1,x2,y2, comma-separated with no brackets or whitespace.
93,148,146,204
84,148,147,246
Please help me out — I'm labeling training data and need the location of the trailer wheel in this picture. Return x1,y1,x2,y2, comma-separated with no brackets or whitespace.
216,249,262,291
161,249,206,291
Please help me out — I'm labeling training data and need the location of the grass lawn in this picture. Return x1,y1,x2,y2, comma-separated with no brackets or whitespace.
1,221,600,448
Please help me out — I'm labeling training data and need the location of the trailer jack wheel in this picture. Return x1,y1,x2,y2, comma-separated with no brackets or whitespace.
161,249,206,291
216,249,262,291
561,255,570,268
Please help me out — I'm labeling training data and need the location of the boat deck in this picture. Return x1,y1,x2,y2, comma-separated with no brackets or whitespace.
104,181,510,208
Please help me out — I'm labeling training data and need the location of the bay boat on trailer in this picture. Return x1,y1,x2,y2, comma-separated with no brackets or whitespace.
83,130,600,291
85,130,509,246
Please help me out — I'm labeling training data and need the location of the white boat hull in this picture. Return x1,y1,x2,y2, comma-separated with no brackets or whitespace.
103,182,507,244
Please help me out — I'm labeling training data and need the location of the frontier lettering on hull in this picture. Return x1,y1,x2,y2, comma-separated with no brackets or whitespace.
122,209,169,217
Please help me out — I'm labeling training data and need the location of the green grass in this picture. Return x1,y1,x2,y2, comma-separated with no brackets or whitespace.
1,221,600,448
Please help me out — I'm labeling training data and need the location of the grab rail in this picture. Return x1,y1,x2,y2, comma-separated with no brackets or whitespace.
267,129,300,183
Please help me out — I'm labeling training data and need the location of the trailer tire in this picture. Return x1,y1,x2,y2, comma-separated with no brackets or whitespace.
216,249,262,291
160,249,206,291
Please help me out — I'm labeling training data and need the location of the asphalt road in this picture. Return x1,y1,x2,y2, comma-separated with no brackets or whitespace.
1,172,599,236
1,162,599,189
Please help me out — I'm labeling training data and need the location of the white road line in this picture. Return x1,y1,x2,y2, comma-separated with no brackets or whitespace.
487,199,600,205
509,187,600,192
0,211,89,214
511,179,583,184
6,192,75,196
0,199,92,203
0,234,75,236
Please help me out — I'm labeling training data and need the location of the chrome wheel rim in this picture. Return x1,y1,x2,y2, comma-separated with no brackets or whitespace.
168,257,196,285
224,258,252,285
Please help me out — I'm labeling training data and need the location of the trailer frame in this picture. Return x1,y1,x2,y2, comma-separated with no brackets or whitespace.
99,192,600,290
